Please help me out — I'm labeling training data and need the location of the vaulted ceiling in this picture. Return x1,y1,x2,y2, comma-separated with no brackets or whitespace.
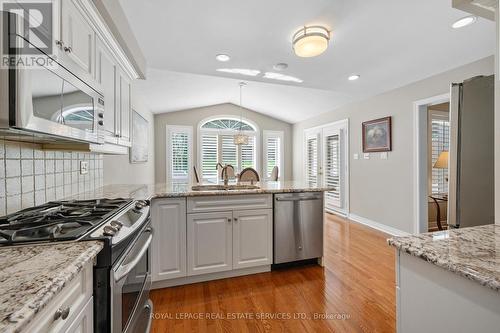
119,0,495,123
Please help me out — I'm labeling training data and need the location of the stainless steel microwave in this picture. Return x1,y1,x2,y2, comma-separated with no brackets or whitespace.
0,12,104,144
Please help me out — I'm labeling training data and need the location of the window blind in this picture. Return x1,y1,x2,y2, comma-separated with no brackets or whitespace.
201,134,218,180
265,136,280,178
170,132,189,180
431,116,450,194
221,135,238,168
241,136,256,170
325,134,341,210
306,137,318,186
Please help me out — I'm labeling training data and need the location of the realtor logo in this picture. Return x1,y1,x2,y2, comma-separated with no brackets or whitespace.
1,0,56,68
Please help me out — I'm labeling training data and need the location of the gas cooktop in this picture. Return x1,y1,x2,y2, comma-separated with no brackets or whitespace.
0,198,132,245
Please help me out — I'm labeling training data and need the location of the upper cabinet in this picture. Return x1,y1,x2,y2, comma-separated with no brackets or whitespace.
59,0,95,82
95,36,116,139
116,69,131,146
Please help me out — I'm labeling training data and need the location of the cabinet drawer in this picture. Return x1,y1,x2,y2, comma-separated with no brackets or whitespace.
22,262,93,333
187,194,272,213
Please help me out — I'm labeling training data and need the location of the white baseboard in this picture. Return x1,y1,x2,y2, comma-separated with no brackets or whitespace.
348,213,410,237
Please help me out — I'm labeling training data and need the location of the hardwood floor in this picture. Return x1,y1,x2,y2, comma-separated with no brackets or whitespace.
150,214,396,333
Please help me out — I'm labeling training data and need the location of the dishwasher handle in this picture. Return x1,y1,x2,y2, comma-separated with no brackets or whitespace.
275,196,321,202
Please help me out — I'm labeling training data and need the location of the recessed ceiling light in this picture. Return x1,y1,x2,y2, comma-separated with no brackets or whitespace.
273,63,288,71
264,72,303,83
215,54,231,62
452,16,477,29
348,74,360,81
217,68,261,76
292,25,330,58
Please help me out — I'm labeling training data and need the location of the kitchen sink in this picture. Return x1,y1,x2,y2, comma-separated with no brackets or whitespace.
191,184,260,191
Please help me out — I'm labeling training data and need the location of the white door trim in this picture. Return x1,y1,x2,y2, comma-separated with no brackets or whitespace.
413,93,450,233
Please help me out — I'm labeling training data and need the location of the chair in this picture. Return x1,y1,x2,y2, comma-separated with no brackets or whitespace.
193,166,200,184
239,168,260,184
270,166,279,181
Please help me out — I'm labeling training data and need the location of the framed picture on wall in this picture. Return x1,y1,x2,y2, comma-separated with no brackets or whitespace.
362,116,392,152
130,110,149,163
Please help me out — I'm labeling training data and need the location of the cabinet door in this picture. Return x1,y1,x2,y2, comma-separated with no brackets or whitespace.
65,297,93,333
95,37,116,139
117,69,131,142
187,212,233,276
151,198,187,281
61,0,94,78
233,209,273,269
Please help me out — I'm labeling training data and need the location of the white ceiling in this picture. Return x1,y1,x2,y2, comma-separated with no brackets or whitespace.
120,0,495,123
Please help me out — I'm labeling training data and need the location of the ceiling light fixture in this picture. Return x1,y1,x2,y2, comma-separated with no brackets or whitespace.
234,82,249,145
292,25,330,58
348,74,360,81
215,54,231,62
217,68,261,76
452,16,477,29
264,72,303,83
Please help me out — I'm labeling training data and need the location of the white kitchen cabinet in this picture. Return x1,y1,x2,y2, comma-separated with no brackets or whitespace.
151,198,187,281
65,297,93,333
116,68,132,145
95,36,116,140
60,0,94,81
187,211,233,276
233,209,273,269
21,261,93,333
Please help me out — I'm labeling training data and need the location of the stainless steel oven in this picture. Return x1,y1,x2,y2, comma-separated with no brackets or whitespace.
111,220,153,333
0,12,105,144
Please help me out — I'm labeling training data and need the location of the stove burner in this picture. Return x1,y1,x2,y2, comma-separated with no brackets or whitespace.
0,198,132,244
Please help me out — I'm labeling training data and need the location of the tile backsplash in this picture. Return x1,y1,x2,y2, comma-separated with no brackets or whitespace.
0,140,103,215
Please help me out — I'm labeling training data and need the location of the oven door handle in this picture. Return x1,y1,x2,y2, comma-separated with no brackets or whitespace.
114,229,153,283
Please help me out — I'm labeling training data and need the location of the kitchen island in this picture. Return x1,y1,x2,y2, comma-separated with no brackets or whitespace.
72,181,331,288
388,225,500,333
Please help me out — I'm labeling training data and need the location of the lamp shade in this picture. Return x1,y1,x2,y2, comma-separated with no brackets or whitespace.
293,26,330,58
433,151,449,169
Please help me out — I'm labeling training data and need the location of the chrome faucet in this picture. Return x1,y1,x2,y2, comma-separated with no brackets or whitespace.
221,165,229,186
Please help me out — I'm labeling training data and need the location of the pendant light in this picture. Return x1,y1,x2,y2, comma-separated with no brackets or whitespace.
234,82,249,145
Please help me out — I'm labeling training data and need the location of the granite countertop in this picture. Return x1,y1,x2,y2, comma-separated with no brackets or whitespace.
67,181,333,201
0,241,103,333
388,225,500,292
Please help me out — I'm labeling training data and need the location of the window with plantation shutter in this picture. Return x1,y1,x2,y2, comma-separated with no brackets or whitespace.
263,131,284,180
429,111,450,195
198,117,259,179
306,136,318,187
221,135,238,167
325,133,341,210
201,134,218,181
167,126,192,183
241,136,256,170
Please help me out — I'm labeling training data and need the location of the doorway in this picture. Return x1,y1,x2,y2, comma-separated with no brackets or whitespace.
413,94,450,233
304,119,349,216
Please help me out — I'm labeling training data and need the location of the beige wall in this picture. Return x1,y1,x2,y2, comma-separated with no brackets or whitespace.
154,103,293,184
103,82,155,185
293,56,494,234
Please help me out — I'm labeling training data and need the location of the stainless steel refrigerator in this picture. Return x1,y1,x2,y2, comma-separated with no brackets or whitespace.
448,75,495,228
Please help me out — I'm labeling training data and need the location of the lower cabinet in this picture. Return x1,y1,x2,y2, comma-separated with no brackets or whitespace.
232,209,273,269
187,211,233,276
152,195,273,284
65,297,93,333
151,198,187,281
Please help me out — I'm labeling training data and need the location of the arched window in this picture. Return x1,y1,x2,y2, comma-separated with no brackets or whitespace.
201,118,256,131
198,116,259,181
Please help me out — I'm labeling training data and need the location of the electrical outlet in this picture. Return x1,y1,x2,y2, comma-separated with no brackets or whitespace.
380,152,388,160
364,153,370,160
353,153,359,160
80,161,89,175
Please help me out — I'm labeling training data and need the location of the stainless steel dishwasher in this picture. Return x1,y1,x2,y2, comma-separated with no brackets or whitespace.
274,192,324,264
